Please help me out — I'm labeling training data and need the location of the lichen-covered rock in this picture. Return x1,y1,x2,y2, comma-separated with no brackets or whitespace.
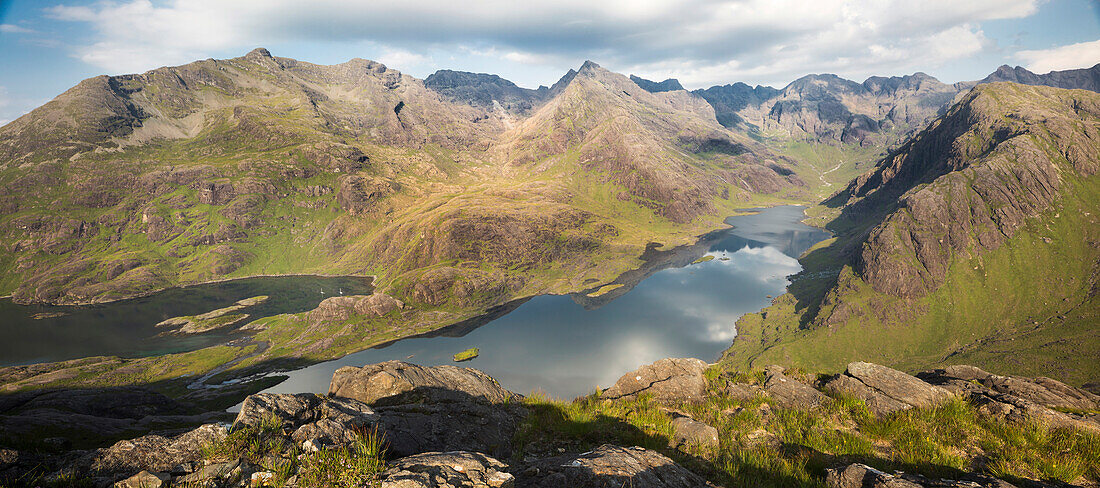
233,393,380,449
845,362,952,408
763,368,829,410
380,451,515,488
328,361,518,406
602,358,709,404
516,444,717,488
87,423,228,478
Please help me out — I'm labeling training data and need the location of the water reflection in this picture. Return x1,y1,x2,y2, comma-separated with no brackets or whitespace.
262,206,830,400
0,275,374,366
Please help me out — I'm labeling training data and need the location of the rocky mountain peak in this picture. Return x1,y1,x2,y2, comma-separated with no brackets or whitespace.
629,75,685,93
245,47,273,60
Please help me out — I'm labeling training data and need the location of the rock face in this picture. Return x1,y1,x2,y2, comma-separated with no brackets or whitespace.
328,361,518,406
824,362,952,416
380,451,515,488
516,444,717,488
919,365,1100,432
602,358,710,404
327,361,526,459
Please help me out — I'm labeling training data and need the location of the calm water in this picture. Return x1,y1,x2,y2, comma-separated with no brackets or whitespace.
0,275,374,366
259,205,829,400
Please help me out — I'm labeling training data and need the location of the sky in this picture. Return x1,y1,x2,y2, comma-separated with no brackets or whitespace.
1,0,1099,125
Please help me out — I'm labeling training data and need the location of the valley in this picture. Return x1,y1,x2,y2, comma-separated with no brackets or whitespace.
0,45,1099,488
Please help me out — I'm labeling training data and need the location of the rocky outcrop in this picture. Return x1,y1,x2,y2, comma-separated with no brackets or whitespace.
232,393,380,451
763,366,829,410
515,444,718,488
824,362,952,416
306,293,404,323
379,451,515,488
919,365,1100,432
327,361,525,458
0,386,223,450
826,463,1016,488
328,361,518,406
602,358,710,404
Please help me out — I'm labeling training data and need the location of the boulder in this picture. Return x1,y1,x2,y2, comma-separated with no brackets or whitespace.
668,414,720,450
602,358,709,404
380,451,515,488
763,369,829,410
824,362,951,416
824,374,910,417
826,463,1016,488
328,361,518,406
232,393,378,432
376,402,527,459
516,444,717,487
845,362,952,409
113,470,169,488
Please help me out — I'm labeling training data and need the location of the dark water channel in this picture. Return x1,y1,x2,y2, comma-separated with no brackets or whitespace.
0,275,374,366
259,205,830,400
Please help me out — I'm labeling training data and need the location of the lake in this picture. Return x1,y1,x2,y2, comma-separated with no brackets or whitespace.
0,275,374,366
257,205,830,400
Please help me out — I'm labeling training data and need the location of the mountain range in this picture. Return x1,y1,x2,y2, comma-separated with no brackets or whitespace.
1,48,1098,406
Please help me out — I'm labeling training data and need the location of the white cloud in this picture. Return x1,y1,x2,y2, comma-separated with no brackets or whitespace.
0,24,37,34
45,0,1040,86
1016,39,1100,74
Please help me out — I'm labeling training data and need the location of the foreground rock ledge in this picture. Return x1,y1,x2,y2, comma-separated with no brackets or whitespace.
2,358,1098,487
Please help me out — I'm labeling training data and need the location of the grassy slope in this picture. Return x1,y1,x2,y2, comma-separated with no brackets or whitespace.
724,86,1100,386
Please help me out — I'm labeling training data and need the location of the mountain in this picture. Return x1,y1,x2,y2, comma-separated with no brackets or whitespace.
724,82,1100,385
628,75,685,93
980,63,1100,91
0,50,801,316
423,69,548,116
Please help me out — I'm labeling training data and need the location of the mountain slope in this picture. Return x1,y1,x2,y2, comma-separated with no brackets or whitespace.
0,51,802,317
723,83,1100,385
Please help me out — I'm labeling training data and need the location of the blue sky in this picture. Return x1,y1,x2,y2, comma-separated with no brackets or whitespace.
1,0,1099,125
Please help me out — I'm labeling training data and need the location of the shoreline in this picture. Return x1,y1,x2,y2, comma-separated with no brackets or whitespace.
4,273,378,308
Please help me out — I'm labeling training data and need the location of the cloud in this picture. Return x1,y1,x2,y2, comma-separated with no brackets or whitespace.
45,0,1040,86
1016,39,1100,74
0,24,37,34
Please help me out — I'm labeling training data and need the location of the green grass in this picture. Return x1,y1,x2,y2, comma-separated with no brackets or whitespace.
453,347,479,362
514,372,1100,488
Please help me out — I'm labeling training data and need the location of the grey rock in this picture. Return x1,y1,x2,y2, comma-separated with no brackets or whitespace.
668,414,720,449
329,361,518,406
88,423,228,476
113,470,169,488
517,444,717,487
177,459,241,484
381,451,515,488
292,418,357,451
725,382,764,401
846,362,952,409
824,374,911,417
376,402,527,459
826,463,1017,488
764,370,829,410
232,393,378,434
602,358,709,404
